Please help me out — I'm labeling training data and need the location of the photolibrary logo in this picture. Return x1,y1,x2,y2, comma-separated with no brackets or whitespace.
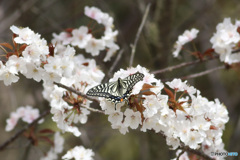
211,151,238,157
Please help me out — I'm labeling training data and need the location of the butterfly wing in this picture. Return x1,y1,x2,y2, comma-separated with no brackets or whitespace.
122,72,144,92
86,82,114,98
86,72,144,103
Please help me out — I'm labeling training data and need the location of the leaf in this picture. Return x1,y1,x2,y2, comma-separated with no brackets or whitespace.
12,34,18,48
0,43,13,50
164,87,174,99
38,129,55,134
191,51,203,60
82,62,89,66
19,44,27,53
65,28,73,34
140,83,157,96
203,48,214,58
48,43,55,56
176,103,187,114
38,136,54,145
210,125,218,130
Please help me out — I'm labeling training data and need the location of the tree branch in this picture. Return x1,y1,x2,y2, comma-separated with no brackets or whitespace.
0,109,50,151
129,3,151,67
80,105,104,114
158,132,213,160
54,82,99,104
179,144,214,160
108,49,124,78
151,55,219,75
180,65,225,80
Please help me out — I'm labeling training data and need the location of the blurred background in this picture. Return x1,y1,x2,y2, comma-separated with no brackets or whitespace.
0,0,240,159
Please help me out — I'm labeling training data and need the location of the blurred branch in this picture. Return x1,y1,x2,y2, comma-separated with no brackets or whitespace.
129,3,151,67
151,55,219,75
180,65,225,80
0,109,50,151
108,49,124,78
0,0,39,33
158,132,213,160
179,144,214,160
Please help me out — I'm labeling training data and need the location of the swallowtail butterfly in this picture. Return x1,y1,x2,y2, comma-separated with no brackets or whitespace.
86,72,144,109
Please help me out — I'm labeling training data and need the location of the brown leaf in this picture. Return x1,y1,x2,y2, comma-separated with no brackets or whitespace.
38,129,55,134
82,62,89,66
0,43,13,50
19,44,27,53
140,83,157,96
210,125,218,130
176,103,187,114
203,48,215,58
48,43,55,56
38,136,54,146
65,28,73,34
12,34,18,48
164,87,174,99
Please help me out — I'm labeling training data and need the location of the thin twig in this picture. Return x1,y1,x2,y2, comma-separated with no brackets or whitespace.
108,49,124,78
0,0,39,34
151,55,219,75
80,105,104,114
129,3,151,67
158,132,213,160
0,109,50,151
176,150,185,160
180,65,225,80
179,144,214,160
54,82,99,103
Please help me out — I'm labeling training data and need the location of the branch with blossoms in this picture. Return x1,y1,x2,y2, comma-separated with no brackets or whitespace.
1,5,240,160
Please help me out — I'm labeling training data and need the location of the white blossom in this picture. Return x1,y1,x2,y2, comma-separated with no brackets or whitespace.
71,26,92,48
173,28,199,57
210,18,240,64
62,146,94,160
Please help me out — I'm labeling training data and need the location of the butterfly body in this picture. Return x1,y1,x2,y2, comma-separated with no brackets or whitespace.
86,72,144,108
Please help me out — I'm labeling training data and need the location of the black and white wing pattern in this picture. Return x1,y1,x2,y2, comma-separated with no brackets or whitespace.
86,72,144,104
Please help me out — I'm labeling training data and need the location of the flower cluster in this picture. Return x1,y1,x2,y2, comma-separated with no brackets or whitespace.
1,6,232,160
210,18,240,64
43,53,104,136
62,146,95,160
5,105,42,131
52,6,119,62
172,28,199,57
99,65,228,159
0,25,49,86
0,24,105,136
40,132,64,160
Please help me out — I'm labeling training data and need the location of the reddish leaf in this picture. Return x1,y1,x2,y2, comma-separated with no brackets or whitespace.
65,28,73,33
38,129,55,134
82,62,89,66
191,51,203,60
164,87,174,99
139,83,157,96
176,103,187,114
39,136,54,145
6,52,16,58
19,44,27,53
48,43,55,56
0,43,13,50
203,48,215,58
142,83,154,89
12,34,18,48
210,125,218,130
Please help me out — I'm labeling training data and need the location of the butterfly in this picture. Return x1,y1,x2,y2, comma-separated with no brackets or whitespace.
86,72,144,109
